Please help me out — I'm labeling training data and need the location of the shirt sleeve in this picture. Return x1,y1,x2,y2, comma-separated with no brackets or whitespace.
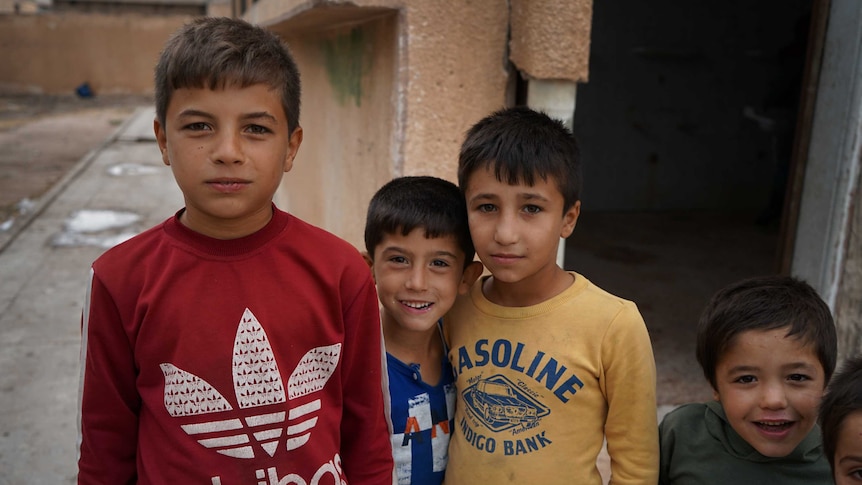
602,302,660,485
77,268,140,485
337,268,395,484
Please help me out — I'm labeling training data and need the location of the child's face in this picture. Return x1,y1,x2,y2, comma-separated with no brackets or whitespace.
154,84,302,239
712,327,825,458
371,228,477,335
834,410,862,484
463,166,579,295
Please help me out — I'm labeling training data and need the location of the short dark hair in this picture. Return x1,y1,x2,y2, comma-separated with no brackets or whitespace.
457,106,582,212
819,355,862,473
696,275,837,389
364,176,474,266
154,17,301,134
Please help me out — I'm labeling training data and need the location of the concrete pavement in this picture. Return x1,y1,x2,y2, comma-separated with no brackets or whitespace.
0,106,181,484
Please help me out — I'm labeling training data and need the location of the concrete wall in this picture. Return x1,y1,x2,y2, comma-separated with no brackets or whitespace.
509,0,591,82
269,11,400,248
246,1,511,248
0,13,193,95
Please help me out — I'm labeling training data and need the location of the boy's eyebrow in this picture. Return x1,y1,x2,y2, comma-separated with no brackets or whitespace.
430,249,460,259
177,108,214,119
838,455,862,465
380,245,459,259
468,192,498,202
724,364,759,374
724,362,819,373
467,191,550,202
241,111,279,124
520,192,550,201
781,361,821,373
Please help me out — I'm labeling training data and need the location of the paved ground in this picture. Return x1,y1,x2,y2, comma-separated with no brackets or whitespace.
0,94,154,249
0,98,179,484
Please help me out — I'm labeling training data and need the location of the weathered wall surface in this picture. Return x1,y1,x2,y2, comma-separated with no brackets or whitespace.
510,0,592,82
835,168,862,360
270,12,399,247
0,13,193,95
248,0,514,248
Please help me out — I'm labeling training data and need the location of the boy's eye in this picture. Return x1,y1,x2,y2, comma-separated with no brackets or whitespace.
185,122,210,131
388,256,408,265
734,375,756,384
476,203,496,213
787,373,810,382
430,259,451,268
246,124,272,135
523,204,542,214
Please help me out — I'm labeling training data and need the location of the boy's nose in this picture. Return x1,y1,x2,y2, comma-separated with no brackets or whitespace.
212,132,244,164
404,267,427,291
494,212,519,245
760,382,788,409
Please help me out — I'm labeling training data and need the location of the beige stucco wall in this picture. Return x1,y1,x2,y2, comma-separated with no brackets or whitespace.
249,0,591,249
510,0,592,82
0,13,193,94
248,0,513,249
269,12,400,248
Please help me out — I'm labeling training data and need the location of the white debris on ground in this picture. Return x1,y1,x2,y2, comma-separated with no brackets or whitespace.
63,209,140,233
0,198,37,232
17,198,36,213
106,163,161,176
53,209,141,248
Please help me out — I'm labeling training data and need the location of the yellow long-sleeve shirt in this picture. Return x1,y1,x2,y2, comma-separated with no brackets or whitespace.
443,272,659,484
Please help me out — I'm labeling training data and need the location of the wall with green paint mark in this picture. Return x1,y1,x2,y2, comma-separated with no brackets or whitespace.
322,28,371,107
275,13,397,249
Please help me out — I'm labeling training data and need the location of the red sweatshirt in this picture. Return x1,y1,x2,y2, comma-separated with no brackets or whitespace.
78,207,393,484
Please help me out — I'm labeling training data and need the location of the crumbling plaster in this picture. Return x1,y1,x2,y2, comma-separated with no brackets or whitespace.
510,0,592,82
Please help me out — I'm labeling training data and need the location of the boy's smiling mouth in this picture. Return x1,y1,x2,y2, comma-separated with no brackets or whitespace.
401,300,433,311
753,419,795,434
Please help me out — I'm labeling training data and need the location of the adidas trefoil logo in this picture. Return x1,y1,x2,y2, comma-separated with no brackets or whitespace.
160,308,341,459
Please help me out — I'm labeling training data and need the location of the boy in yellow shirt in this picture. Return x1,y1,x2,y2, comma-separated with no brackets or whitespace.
443,106,658,484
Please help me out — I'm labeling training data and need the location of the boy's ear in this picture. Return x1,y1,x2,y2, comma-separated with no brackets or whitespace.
283,126,303,173
361,251,375,282
459,261,484,295
153,119,170,166
560,200,581,239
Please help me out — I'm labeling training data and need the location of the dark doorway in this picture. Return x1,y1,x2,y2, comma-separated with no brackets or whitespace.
566,0,814,406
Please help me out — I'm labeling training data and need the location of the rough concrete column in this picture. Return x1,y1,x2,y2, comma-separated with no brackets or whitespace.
526,79,578,268
790,0,862,361
835,167,862,360
509,0,592,83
